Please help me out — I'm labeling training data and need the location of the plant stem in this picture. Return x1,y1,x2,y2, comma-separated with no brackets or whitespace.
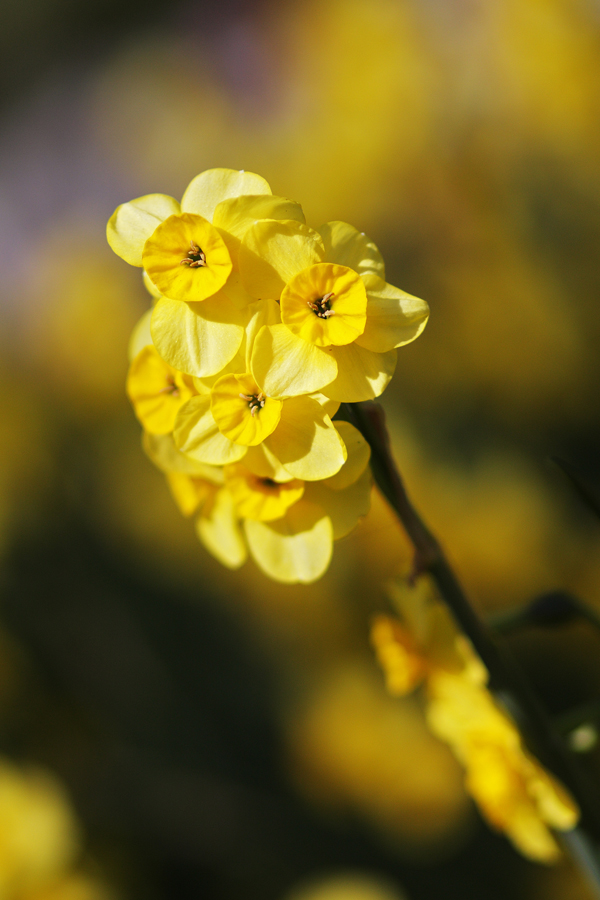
342,400,600,895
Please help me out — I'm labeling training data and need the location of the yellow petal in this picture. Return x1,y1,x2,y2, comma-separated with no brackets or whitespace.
166,471,217,517
107,193,180,267
304,466,372,539
143,431,226,479
181,168,271,221
150,293,245,377
323,344,397,402
526,761,579,831
356,274,430,353
196,487,248,569
239,219,324,300
244,500,333,583
211,373,282,446
142,268,162,299
224,464,304,521
244,299,282,371
251,324,338,398
280,263,367,347
504,809,562,863
242,443,295,483
265,396,347,481
128,308,153,362
126,345,195,434
192,350,246,395
319,221,385,278
214,194,305,264
323,421,371,490
143,213,232,303
174,395,247,465
222,269,254,309
371,615,427,696
310,392,341,419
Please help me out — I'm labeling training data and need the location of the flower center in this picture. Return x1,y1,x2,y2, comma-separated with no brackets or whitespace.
239,391,266,417
260,477,278,490
307,291,335,318
180,240,207,268
158,376,180,398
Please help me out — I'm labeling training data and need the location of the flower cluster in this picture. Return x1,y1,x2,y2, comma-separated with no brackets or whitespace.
371,578,579,862
107,168,428,582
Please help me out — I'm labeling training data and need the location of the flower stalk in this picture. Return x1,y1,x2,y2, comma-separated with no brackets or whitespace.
342,400,600,896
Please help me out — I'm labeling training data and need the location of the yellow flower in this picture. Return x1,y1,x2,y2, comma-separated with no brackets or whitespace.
241,420,372,583
280,263,367,347
427,666,579,863
107,168,306,380
223,464,305,522
126,345,195,435
370,616,427,696
174,387,347,481
371,579,579,862
148,419,371,583
210,373,283,446
239,218,429,401
142,212,232,303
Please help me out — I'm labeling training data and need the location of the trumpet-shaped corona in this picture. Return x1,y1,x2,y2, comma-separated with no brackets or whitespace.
142,213,232,303
224,464,305,521
210,373,283,446
280,263,367,347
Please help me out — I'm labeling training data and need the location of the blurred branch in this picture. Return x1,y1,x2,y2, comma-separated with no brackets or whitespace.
342,400,600,896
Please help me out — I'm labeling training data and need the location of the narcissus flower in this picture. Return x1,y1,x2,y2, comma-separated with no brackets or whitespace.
371,578,579,862
223,464,305,522
239,218,429,401
143,213,232,303
127,345,195,435
211,373,283,446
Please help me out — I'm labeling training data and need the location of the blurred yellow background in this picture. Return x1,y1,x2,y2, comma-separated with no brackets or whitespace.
1,0,600,898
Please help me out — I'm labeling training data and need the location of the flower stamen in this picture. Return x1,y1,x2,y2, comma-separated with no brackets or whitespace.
180,240,207,267
239,391,266,417
307,291,335,318
158,377,180,398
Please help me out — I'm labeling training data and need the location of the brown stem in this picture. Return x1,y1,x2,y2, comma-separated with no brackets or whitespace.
342,400,600,892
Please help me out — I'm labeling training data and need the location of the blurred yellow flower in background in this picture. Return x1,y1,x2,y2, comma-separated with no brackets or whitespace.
0,761,80,896
286,663,468,852
283,872,408,900
0,760,111,900
372,579,579,862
